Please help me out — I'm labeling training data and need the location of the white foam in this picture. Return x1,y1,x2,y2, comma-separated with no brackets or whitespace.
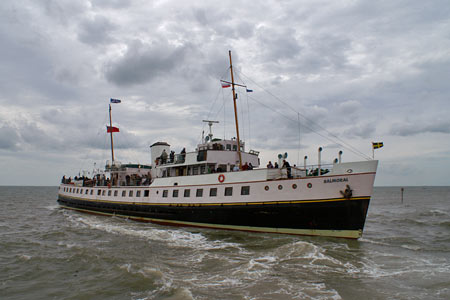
17,254,31,261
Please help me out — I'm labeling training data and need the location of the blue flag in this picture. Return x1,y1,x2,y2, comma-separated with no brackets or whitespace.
246,89,253,93
110,98,121,103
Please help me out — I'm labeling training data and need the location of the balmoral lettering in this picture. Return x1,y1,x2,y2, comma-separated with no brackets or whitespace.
323,177,349,184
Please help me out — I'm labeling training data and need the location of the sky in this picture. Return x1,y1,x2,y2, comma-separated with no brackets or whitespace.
1,0,449,186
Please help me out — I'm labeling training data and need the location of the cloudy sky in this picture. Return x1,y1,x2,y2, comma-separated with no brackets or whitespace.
1,0,449,186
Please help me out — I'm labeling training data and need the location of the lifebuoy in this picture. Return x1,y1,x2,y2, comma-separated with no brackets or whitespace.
218,174,225,183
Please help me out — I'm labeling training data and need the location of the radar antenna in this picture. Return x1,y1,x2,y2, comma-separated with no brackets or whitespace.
202,120,219,142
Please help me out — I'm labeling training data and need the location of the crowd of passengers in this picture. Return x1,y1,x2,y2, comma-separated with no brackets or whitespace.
61,173,153,187
156,148,186,165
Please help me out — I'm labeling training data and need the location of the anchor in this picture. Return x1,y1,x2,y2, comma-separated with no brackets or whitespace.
340,184,353,199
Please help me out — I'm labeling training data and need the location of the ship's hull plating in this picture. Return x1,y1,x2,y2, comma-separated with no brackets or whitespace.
57,195,370,238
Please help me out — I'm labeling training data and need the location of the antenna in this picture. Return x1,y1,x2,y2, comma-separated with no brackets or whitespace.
202,120,219,142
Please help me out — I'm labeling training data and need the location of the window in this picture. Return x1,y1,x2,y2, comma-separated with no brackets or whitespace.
163,190,168,198
144,190,150,197
184,189,190,197
76,188,79,193
226,144,231,150
114,190,118,196
97,190,101,196
209,188,217,197
129,190,133,197
196,189,203,197
224,187,233,196
233,145,237,151
108,190,112,196
136,191,141,197
90,189,93,195
241,186,250,195
122,191,126,197
85,189,89,194
102,190,105,196
173,189,179,197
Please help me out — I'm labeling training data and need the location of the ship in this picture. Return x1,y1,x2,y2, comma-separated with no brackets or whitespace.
57,51,378,239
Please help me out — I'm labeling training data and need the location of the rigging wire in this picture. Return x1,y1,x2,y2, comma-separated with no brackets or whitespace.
238,71,372,160
245,94,371,160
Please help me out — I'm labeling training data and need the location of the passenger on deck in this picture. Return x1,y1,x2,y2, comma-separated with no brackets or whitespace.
169,151,175,163
274,162,279,168
266,161,273,168
248,163,254,170
161,150,168,164
242,162,249,170
282,160,292,178
233,165,239,172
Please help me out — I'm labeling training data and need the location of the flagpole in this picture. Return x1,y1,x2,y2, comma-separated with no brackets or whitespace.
229,50,243,170
109,104,115,163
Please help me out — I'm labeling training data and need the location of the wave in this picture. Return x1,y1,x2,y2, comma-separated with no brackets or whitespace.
64,212,245,253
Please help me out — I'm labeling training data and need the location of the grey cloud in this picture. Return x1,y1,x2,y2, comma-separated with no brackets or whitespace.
105,40,191,86
390,119,450,136
257,26,302,62
0,124,20,150
90,0,133,9
78,15,117,45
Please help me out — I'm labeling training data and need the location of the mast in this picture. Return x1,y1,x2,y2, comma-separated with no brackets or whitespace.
109,104,115,163
228,50,243,169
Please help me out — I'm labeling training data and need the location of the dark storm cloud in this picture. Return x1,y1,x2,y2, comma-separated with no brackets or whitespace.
105,39,191,86
1,0,450,185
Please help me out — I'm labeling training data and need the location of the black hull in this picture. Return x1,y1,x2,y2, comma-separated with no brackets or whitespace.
58,195,370,238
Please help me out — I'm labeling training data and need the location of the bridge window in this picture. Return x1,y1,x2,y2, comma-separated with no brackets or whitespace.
129,191,133,197
122,191,126,197
108,190,112,196
114,190,118,196
173,190,179,197
209,188,217,197
144,190,149,197
184,189,190,197
97,190,101,196
163,190,168,198
136,191,141,197
196,189,203,197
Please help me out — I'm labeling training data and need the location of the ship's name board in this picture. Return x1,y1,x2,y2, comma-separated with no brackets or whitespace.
323,177,348,184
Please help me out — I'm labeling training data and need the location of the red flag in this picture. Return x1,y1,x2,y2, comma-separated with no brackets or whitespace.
221,82,231,88
107,126,119,133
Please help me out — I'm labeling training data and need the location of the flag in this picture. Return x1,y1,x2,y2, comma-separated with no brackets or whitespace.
372,142,383,149
107,126,120,133
110,98,121,103
246,89,253,92
221,82,231,88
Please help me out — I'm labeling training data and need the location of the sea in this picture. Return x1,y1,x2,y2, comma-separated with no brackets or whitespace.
1,186,449,300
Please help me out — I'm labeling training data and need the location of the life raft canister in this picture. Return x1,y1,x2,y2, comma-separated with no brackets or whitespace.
218,174,225,183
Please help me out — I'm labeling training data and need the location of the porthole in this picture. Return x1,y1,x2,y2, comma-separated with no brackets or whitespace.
278,185,283,190
307,183,312,188
264,186,269,191
292,184,297,189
